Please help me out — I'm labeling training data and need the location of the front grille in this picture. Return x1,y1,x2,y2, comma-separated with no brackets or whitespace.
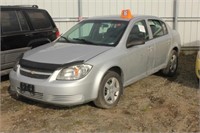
20,67,51,79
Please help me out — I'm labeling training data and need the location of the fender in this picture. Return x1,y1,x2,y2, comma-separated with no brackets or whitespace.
164,30,181,66
89,60,124,99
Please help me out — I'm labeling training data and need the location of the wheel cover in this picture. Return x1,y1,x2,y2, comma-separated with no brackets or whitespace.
169,54,177,73
103,77,120,104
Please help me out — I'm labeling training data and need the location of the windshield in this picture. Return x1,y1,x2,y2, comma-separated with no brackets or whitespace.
58,20,128,46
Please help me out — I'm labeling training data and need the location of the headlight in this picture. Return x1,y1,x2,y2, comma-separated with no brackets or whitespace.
56,64,92,80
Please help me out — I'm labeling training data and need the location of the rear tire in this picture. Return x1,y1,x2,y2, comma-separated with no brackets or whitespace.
162,50,178,77
94,71,123,109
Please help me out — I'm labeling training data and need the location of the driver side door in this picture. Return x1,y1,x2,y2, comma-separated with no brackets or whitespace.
123,20,155,85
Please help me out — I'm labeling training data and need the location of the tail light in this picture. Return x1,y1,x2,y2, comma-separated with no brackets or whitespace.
55,28,60,38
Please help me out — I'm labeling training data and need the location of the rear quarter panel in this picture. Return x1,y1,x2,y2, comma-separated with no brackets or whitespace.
164,26,181,66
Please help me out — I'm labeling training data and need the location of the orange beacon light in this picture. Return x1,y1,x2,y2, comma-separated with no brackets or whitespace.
121,9,133,19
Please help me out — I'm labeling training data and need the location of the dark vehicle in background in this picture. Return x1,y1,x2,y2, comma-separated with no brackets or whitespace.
1,5,59,76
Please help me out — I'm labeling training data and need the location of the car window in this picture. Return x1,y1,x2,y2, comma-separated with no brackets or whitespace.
26,10,52,30
148,19,168,38
1,11,21,33
17,11,30,31
68,23,94,39
127,20,149,44
68,22,112,39
161,21,168,35
60,20,128,46
99,23,111,34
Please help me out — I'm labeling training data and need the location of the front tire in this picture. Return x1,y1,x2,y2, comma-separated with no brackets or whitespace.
162,50,178,77
94,71,123,109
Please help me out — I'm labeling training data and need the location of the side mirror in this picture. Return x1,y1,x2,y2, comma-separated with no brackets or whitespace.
126,40,145,48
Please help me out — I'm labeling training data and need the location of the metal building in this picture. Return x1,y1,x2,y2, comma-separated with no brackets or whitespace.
1,0,200,47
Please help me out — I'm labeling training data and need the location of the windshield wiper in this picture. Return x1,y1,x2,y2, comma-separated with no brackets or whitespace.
73,38,95,45
59,36,71,42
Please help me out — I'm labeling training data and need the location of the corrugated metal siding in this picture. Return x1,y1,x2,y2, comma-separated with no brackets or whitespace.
178,0,200,46
82,0,174,17
1,0,200,46
0,0,78,34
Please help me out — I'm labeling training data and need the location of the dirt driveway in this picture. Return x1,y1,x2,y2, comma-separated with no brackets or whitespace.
1,54,200,132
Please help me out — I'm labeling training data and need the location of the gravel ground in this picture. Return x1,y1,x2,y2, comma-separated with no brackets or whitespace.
0,54,200,132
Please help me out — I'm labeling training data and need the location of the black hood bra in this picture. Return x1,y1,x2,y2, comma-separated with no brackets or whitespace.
19,59,84,72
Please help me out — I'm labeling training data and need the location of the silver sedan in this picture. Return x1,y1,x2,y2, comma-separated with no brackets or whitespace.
9,13,181,108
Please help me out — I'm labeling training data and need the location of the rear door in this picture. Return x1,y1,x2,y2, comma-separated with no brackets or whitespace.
147,19,171,71
1,10,31,71
25,10,57,47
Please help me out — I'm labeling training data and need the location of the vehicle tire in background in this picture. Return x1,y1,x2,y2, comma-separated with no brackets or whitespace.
94,71,123,109
162,50,178,77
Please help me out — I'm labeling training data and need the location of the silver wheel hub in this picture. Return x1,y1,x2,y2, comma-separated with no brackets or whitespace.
169,54,177,72
104,77,120,104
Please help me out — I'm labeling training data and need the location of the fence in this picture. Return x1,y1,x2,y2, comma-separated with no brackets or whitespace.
1,0,200,47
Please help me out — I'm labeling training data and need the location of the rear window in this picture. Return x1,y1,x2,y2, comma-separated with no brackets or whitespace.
26,10,52,30
1,11,21,33
148,19,168,38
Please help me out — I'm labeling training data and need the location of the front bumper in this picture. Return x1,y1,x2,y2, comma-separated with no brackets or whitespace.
9,69,97,106
196,57,200,79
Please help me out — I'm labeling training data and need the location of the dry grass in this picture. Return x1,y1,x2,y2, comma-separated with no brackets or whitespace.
1,54,199,132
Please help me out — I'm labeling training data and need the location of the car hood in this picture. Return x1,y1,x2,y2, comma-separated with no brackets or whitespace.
23,42,113,64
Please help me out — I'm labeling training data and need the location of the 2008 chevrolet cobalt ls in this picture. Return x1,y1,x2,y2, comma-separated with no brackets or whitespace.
9,10,181,108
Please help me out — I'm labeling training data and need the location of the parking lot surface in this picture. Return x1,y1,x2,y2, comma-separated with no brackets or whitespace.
1,54,199,132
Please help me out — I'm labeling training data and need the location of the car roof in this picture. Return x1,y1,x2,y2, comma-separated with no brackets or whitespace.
0,5,40,10
86,15,161,21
